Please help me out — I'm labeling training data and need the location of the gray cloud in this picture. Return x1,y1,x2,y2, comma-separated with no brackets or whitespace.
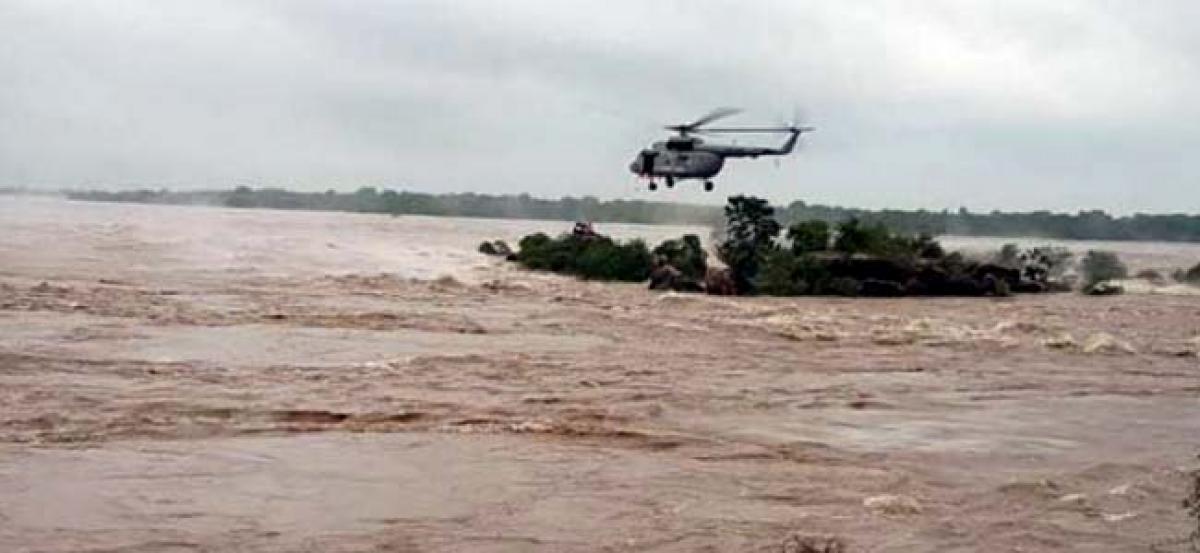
2,0,1198,212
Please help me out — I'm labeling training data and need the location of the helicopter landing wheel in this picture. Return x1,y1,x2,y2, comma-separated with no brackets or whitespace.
665,176,675,188
704,180,714,192
648,181,658,192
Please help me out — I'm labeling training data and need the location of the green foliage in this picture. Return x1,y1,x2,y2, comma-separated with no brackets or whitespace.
994,243,1021,268
477,240,512,256
722,195,781,247
515,232,650,282
717,195,782,294
508,196,1067,298
833,218,888,255
1019,246,1074,283
722,198,1024,298
831,218,945,259
1079,250,1128,287
909,233,945,259
755,250,830,296
652,234,707,281
516,233,568,271
786,220,831,254
577,238,652,281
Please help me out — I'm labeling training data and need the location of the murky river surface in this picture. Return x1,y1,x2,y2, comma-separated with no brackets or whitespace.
1,197,1198,551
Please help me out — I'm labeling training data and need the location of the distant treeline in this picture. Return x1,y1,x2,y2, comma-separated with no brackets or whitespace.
52,186,1200,242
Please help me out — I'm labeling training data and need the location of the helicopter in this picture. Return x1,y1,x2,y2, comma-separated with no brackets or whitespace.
629,107,814,191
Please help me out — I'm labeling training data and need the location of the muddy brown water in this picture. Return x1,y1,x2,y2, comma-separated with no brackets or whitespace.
1,197,1199,551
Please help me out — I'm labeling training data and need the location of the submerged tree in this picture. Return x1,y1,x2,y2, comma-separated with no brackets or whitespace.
1020,246,1074,284
832,218,889,255
515,232,651,281
787,220,831,255
717,195,782,293
755,249,831,296
994,243,1021,268
1079,250,1128,287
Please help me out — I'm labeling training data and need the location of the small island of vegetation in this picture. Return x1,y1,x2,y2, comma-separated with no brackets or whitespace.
491,195,1147,298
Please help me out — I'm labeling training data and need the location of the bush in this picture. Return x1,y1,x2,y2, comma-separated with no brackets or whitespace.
833,218,890,255
994,243,1021,268
1019,246,1074,283
478,240,513,257
617,195,1070,298
1079,250,1128,287
755,250,831,296
910,233,945,259
516,233,572,272
652,234,707,281
787,220,831,254
515,232,651,281
717,195,781,294
832,218,944,259
576,239,652,281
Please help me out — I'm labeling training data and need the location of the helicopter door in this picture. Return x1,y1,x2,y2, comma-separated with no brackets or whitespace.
639,150,657,175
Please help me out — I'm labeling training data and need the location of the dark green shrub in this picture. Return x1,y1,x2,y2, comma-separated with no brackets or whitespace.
994,243,1021,268
1019,246,1073,283
515,232,651,281
755,250,832,296
1079,250,1128,287
832,218,944,260
910,233,945,259
717,195,782,294
575,238,652,281
756,251,806,296
833,218,890,255
787,220,831,254
516,232,573,271
478,240,513,257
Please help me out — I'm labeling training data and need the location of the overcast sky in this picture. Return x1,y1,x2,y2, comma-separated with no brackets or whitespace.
3,1,1198,212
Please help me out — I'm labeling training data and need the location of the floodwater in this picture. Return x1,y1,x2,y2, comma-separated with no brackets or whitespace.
941,234,1200,276
1,197,1198,551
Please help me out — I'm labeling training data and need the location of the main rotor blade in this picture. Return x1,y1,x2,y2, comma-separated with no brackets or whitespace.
688,107,742,128
701,126,815,133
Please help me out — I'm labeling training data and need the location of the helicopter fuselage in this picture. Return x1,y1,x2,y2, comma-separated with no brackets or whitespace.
629,142,725,179
629,133,799,182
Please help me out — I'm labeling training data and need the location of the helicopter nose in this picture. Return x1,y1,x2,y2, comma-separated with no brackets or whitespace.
631,150,656,176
